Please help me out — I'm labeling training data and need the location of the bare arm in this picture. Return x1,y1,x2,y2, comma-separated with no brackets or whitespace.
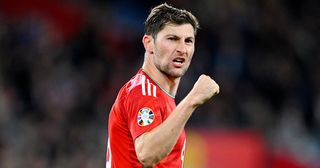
135,75,220,167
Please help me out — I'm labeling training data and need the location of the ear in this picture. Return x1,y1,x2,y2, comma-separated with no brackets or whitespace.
142,35,154,54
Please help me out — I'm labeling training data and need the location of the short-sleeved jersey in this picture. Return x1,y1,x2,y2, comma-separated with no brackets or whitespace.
106,69,186,168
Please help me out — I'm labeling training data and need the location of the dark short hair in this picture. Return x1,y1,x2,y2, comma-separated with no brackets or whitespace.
144,3,200,38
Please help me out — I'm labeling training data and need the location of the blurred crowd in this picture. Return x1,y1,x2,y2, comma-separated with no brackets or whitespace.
0,0,319,167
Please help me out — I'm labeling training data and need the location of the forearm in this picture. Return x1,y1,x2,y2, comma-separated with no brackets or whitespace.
135,94,198,167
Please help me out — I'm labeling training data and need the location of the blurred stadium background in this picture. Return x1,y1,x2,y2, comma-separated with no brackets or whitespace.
0,0,319,167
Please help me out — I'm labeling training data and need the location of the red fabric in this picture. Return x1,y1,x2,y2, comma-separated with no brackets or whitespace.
107,69,186,168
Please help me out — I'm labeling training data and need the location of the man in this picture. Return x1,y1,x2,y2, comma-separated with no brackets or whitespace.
106,3,219,168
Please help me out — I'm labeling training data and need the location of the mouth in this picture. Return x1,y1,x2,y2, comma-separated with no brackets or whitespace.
173,57,186,66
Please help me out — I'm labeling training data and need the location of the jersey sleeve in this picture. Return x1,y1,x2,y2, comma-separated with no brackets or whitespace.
125,87,164,141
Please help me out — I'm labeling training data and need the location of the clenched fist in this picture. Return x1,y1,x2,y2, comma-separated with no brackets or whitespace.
188,75,219,107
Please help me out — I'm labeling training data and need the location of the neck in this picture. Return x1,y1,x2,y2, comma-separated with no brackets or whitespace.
142,55,181,97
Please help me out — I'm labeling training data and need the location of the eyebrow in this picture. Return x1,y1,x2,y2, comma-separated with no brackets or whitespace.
165,34,195,40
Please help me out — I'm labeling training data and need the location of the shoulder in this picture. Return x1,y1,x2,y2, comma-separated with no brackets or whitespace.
124,72,168,111
118,70,165,109
126,72,159,99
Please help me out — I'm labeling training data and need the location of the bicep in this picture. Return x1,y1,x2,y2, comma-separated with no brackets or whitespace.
126,94,163,141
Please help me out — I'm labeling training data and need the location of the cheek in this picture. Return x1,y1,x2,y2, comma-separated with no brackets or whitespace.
156,43,173,59
159,43,173,54
188,47,195,59
153,46,167,65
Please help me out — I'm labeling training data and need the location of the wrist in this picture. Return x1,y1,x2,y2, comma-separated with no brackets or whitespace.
184,94,201,109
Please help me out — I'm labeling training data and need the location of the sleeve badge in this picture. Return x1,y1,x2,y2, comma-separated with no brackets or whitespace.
137,107,155,126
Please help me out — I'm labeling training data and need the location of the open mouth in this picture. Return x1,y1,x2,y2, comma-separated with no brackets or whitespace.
173,57,185,65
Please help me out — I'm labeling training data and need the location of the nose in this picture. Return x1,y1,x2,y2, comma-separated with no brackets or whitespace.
176,40,187,54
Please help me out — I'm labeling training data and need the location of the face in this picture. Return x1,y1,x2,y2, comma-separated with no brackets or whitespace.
149,24,195,78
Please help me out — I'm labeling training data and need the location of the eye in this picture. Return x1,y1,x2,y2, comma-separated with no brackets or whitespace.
168,37,178,41
185,39,194,44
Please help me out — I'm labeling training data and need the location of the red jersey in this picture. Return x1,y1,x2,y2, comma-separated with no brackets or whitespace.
106,69,186,168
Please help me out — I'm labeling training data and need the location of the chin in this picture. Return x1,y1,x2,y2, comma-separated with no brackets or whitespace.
167,69,187,78
159,64,189,78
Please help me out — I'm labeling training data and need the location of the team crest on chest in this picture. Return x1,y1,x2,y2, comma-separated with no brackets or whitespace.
137,107,155,126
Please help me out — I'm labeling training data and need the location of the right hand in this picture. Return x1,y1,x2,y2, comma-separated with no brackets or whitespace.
188,75,220,107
